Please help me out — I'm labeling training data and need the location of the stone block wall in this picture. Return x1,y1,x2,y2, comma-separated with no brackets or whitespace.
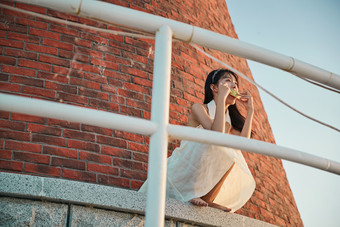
0,0,303,226
0,172,277,227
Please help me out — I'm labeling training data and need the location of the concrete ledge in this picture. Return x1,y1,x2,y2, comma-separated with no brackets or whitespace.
0,172,276,226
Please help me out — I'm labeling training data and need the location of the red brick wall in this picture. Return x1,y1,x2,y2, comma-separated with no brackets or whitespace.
0,0,303,226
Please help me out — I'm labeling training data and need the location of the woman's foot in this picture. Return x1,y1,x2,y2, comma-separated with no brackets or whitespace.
189,198,208,207
207,202,231,212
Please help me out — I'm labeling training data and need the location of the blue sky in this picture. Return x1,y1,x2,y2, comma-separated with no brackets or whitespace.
226,0,340,226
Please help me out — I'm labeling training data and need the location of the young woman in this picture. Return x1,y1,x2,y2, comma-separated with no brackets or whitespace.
139,69,255,212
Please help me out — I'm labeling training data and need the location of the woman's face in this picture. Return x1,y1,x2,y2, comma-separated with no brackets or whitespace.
218,74,238,90
217,74,239,104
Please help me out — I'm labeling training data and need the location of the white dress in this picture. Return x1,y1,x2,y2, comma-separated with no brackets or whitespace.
139,100,255,212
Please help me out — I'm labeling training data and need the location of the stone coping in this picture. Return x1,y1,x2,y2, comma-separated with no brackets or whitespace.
0,172,276,227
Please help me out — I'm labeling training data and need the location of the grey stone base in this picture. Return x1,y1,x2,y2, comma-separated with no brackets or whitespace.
0,172,276,227
0,197,67,227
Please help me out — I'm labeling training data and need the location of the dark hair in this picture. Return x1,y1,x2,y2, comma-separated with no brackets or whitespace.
203,69,246,132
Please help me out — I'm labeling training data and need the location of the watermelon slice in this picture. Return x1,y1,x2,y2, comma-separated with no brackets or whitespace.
230,89,241,99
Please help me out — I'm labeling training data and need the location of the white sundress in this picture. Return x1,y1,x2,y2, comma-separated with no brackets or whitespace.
139,100,256,212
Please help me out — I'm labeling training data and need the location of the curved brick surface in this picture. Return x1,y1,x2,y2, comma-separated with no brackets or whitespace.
0,0,302,226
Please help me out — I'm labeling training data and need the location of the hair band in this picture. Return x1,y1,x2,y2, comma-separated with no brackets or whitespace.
212,69,222,83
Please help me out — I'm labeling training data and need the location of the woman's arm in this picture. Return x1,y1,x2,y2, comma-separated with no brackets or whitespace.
240,109,254,138
239,90,254,138
191,82,230,133
191,98,226,133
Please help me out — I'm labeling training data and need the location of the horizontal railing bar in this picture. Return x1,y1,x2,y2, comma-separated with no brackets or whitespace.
15,0,340,90
168,124,340,175
0,93,157,136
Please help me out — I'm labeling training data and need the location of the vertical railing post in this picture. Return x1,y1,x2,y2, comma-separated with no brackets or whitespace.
145,25,173,226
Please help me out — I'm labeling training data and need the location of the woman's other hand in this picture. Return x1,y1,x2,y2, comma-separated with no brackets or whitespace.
239,90,254,114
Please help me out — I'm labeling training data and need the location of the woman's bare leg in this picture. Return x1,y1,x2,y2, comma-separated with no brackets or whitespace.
189,163,235,210
201,162,235,211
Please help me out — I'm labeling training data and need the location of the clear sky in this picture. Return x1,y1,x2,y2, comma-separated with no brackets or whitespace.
226,0,340,226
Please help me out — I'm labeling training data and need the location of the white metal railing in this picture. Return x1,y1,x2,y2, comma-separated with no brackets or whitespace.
0,93,157,136
145,25,172,225
1,0,340,226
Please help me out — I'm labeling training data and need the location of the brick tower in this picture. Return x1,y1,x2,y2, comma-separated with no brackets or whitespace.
0,0,303,226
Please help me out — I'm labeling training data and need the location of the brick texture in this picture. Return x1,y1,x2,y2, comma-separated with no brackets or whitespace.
0,1,303,226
